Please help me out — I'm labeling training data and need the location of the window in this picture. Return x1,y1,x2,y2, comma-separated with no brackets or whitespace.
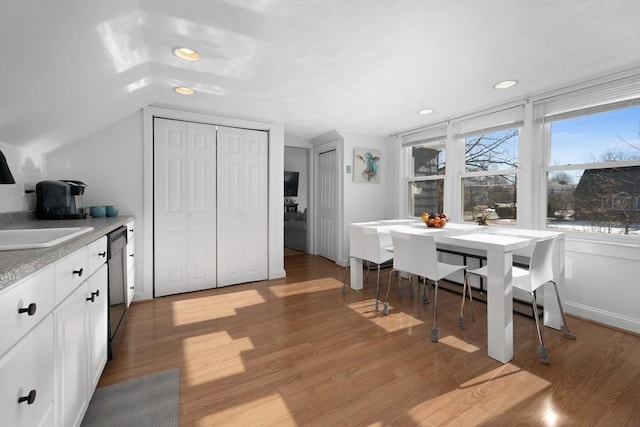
546,105,640,235
462,128,519,224
407,140,445,216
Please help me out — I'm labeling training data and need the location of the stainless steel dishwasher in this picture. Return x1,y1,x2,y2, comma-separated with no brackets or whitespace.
107,225,128,359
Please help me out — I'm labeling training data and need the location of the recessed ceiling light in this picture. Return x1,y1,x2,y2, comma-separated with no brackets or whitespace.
493,79,518,89
174,86,195,95
417,109,434,115
172,47,200,61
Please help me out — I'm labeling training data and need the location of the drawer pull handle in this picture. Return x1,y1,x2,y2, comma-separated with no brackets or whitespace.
129,253,134,258
98,251,106,258
129,286,135,290
18,303,37,316
129,228,134,233
18,390,36,405
87,290,100,302
73,268,84,277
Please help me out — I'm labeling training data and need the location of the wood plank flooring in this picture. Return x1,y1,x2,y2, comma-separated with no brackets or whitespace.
99,254,640,426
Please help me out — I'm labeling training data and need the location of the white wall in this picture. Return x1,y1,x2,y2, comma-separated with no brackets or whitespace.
563,238,640,333
340,131,390,264
0,141,45,212
46,111,144,215
46,111,146,299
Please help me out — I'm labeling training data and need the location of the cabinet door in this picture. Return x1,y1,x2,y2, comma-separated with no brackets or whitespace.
87,236,107,278
88,264,108,391
0,315,54,427
54,283,89,427
54,247,88,305
0,265,54,358
217,126,268,286
126,236,135,306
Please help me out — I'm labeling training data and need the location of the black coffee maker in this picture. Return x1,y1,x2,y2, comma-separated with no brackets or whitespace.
36,180,88,219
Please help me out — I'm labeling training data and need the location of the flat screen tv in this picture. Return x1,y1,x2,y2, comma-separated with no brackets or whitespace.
284,171,299,197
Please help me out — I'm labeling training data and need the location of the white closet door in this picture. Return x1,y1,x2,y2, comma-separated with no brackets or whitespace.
317,148,337,261
217,126,268,287
185,123,217,292
154,118,217,296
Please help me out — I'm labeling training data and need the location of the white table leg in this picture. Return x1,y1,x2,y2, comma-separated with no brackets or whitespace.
350,257,364,291
486,248,514,363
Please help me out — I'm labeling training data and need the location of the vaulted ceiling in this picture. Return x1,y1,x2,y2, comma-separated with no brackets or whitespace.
1,0,639,153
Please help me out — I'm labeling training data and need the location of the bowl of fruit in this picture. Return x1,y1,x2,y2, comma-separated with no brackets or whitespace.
421,212,449,228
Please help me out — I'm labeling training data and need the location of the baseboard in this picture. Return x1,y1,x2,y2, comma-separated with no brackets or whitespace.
565,301,640,335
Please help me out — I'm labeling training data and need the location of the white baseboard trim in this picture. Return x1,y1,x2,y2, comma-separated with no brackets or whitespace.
270,269,286,279
565,301,640,334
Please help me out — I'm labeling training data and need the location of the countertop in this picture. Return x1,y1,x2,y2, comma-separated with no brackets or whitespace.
0,215,134,291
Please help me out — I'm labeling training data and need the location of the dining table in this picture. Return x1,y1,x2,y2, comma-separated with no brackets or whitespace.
348,220,565,363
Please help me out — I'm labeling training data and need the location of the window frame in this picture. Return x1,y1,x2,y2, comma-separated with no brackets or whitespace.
540,104,640,236
405,138,447,217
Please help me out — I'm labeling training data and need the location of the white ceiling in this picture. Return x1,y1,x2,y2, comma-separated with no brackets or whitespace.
1,0,639,153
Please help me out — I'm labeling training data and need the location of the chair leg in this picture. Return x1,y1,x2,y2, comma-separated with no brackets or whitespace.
365,261,371,283
458,273,475,330
549,281,576,339
374,265,382,312
421,277,430,304
431,280,439,342
530,291,550,365
383,269,397,316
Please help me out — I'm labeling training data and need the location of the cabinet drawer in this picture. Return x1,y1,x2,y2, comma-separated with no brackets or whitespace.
126,236,135,275
0,315,54,427
126,221,135,242
54,247,88,305
0,266,55,357
87,236,107,278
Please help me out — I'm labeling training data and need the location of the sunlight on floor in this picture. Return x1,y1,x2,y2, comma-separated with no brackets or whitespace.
195,393,297,426
269,278,343,297
182,331,253,386
347,300,425,332
438,335,481,353
171,290,265,325
406,364,551,425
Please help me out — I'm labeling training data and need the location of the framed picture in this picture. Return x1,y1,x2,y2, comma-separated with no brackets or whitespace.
353,148,381,183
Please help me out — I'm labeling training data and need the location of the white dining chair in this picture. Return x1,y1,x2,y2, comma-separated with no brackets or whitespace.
460,235,575,364
343,225,393,312
386,231,467,342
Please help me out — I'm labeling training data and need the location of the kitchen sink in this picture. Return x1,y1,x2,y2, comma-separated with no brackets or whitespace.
0,227,94,250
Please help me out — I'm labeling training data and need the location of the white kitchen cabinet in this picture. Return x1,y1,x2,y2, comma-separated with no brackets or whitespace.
0,265,54,357
126,220,135,305
54,281,89,427
0,226,126,427
54,246,87,306
88,264,108,391
54,256,108,427
0,314,55,427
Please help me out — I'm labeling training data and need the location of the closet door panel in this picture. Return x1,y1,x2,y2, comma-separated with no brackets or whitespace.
217,127,268,286
154,119,188,296
186,123,217,292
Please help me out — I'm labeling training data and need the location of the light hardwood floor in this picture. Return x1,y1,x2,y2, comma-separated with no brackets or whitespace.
99,254,640,426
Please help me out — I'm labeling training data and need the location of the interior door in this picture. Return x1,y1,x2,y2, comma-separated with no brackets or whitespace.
154,118,217,296
317,148,337,261
217,126,268,286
